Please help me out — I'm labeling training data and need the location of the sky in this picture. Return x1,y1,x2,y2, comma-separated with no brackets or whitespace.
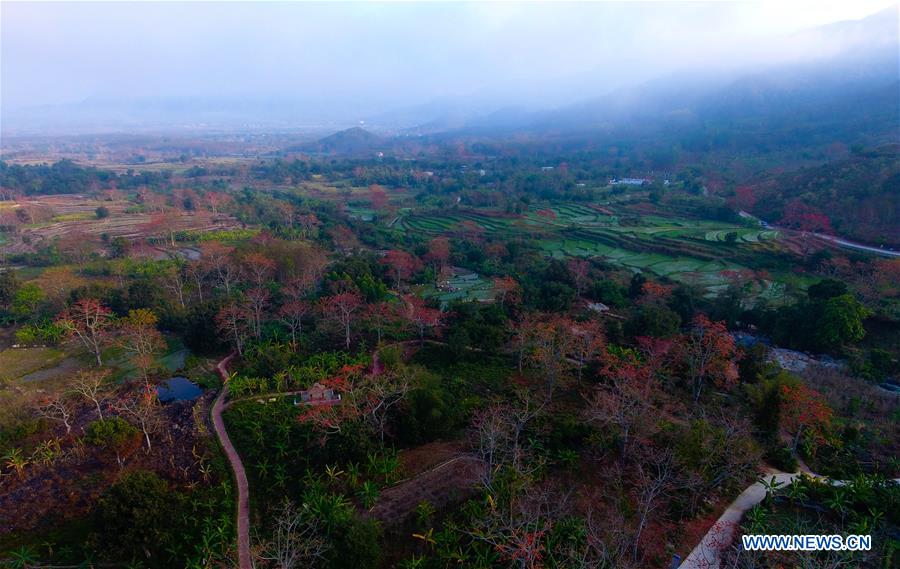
1,1,897,127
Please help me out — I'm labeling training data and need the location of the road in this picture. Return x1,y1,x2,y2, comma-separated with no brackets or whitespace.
738,210,899,258
210,354,251,569
812,232,900,257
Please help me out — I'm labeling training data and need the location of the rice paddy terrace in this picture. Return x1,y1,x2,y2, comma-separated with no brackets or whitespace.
396,202,791,292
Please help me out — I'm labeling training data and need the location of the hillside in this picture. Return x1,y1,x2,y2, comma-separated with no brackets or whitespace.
742,145,900,246
286,126,385,155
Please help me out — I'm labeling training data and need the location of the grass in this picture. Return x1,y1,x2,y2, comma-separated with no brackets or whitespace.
51,212,96,222
0,347,66,382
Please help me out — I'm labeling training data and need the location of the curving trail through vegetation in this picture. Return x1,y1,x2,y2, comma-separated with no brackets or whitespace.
210,354,252,569
680,466,900,568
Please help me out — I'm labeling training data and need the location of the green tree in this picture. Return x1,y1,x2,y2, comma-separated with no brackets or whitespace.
0,269,20,310
10,282,44,321
93,470,179,562
816,294,870,351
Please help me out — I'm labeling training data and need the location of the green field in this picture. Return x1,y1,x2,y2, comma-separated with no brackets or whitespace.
418,270,496,308
396,203,792,291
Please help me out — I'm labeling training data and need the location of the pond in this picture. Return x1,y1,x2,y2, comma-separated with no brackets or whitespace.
157,376,203,402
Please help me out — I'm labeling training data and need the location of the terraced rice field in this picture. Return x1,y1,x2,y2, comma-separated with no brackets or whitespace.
420,270,495,308
704,229,780,242
398,203,787,290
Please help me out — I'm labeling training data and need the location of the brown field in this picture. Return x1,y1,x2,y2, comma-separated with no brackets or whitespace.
1,194,242,255
366,453,482,524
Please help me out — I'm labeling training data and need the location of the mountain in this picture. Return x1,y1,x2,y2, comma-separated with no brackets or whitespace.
286,127,386,156
446,6,899,155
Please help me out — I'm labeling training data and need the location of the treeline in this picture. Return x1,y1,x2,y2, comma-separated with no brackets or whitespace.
0,160,172,196
737,145,900,246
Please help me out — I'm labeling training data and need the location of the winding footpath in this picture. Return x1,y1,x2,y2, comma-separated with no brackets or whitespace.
210,354,252,569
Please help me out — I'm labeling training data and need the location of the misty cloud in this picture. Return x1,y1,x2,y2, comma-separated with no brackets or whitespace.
2,1,897,132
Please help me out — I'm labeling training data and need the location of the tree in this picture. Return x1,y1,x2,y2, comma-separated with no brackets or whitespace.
319,291,363,349
363,301,400,344
425,237,451,270
161,261,188,309
330,225,360,252
516,315,577,397
368,184,389,213
37,395,75,435
0,268,20,310
56,298,113,366
465,482,563,569
245,287,270,339
116,390,161,453
469,391,546,489
402,295,443,345
584,364,651,452
116,309,166,388
216,303,252,355
95,470,177,560
567,259,591,298
201,241,239,295
380,250,420,290
362,368,414,443
278,300,310,347
242,252,276,288
570,319,606,382
10,282,44,321
254,500,329,568
73,369,111,421
630,447,678,561
816,293,871,351
493,276,521,308
780,383,832,455
681,314,739,401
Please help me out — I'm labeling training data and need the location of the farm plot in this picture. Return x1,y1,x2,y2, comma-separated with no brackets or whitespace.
398,202,787,292
422,269,496,308
704,229,780,243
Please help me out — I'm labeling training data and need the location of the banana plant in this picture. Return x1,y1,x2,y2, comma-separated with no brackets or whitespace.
325,463,345,485
254,457,270,478
745,505,769,534
357,480,380,509
399,555,426,569
4,448,28,478
412,527,437,547
786,480,808,504
8,546,38,569
758,475,784,503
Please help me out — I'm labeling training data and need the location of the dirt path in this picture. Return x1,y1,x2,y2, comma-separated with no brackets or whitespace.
210,354,251,569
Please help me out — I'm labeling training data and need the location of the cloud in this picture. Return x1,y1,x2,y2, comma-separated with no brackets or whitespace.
2,1,896,115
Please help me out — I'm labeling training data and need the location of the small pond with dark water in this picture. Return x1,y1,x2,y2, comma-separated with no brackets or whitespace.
157,377,203,402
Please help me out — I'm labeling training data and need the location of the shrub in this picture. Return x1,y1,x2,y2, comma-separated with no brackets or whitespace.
766,445,798,473
85,417,140,451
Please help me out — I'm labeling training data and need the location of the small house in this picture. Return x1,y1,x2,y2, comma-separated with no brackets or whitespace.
294,382,341,406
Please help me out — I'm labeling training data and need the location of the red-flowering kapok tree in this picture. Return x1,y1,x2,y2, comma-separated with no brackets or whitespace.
319,291,363,349
402,295,443,345
780,383,833,455
493,276,521,308
381,250,420,290
56,298,113,366
681,314,739,402
425,236,451,271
